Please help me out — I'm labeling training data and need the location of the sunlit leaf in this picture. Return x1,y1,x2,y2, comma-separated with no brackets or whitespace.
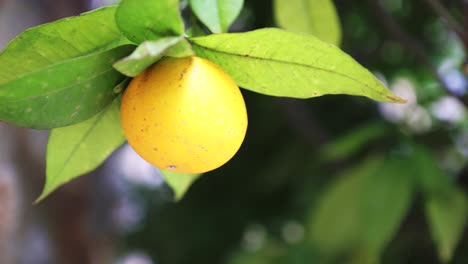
190,28,405,103
115,0,184,44
37,97,126,202
189,0,244,33
274,0,341,45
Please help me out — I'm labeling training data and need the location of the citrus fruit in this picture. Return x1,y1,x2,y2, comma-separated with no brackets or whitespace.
120,56,248,174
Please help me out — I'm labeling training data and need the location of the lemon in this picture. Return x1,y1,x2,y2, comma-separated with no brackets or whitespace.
120,56,248,174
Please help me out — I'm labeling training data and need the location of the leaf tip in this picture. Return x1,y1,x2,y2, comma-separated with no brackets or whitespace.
160,170,202,202
33,190,50,204
173,192,184,202
386,95,407,104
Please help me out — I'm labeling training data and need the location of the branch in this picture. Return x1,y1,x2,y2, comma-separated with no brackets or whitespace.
370,0,468,107
424,0,466,39
463,0,468,54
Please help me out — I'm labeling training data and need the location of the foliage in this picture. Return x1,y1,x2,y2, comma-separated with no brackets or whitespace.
36,97,126,202
1,0,468,263
0,0,403,200
273,0,341,45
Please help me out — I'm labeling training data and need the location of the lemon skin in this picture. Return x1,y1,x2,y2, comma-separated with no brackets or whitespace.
120,56,248,174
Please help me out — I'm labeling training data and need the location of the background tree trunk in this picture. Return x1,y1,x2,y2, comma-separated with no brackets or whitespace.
0,1,119,263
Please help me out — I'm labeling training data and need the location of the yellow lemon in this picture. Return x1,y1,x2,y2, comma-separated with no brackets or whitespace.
120,56,248,174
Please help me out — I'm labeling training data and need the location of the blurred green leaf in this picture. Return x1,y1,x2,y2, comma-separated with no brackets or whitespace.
113,37,183,77
228,253,272,264
309,156,382,254
189,0,244,33
0,6,129,85
115,0,184,44
160,170,201,201
310,155,413,256
276,242,324,263
0,46,133,129
348,248,380,264
361,158,413,255
412,145,453,195
37,97,125,202
321,122,388,161
190,28,405,102
425,188,468,263
273,0,341,46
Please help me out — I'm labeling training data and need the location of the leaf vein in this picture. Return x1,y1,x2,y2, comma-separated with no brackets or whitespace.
193,43,384,95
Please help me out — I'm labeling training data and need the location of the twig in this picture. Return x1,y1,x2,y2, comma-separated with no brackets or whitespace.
424,0,466,40
370,0,468,107
463,0,468,56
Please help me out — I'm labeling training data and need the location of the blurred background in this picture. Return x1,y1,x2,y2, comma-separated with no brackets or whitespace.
1,0,468,263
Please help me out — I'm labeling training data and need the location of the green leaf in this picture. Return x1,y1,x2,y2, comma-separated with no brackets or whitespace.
0,45,133,129
274,0,341,46
160,170,201,201
115,0,184,44
186,24,208,38
0,6,129,84
321,122,388,161
414,145,465,262
36,97,126,202
165,38,195,58
113,37,183,77
309,156,413,256
113,77,131,94
425,188,468,263
413,145,453,196
189,0,244,33
190,28,405,103
309,156,382,254
361,158,413,255
348,249,380,264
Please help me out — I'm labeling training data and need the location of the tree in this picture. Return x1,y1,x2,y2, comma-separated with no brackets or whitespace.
0,0,467,263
